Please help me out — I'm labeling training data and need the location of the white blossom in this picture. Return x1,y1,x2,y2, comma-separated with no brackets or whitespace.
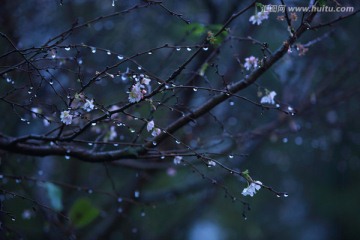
151,128,161,137
141,77,151,86
128,83,144,103
147,120,155,132
173,156,183,165
60,110,73,125
242,181,262,197
260,91,277,105
249,6,270,25
82,99,94,112
244,56,258,71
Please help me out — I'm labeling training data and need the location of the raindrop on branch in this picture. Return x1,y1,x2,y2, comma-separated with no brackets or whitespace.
134,191,140,198
64,47,71,51
176,47,181,51
117,55,124,60
186,47,192,51
91,47,96,53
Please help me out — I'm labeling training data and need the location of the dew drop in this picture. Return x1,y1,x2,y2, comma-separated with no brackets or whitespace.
176,47,181,51
15,179,21,184
107,51,111,55
51,53,56,59
193,88,198,92
175,140,181,144
202,47,208,51
91,47,96,53
152,141,157,146
78,59,83,65
117,197,123,203
11,218,16,222
130,128,135,133
229,101,234,106
117,207,123,213
91,123,96,126
186,47,192,51
64,47,71,51
112,0,115,7
65,155,70,160
134,191,140,198
121,75,127,81
49,80,54,85
277,194,281,198
113,143,119,147
117,55,124,60
275,104,280,108
21,118,26,122
229,154,234,159
138,66,142,70
148,52,152,55
88,189,93,194
161,155,165,159
88,142,93,146
6,77,12,83
26,121,31,125
283,193,289,197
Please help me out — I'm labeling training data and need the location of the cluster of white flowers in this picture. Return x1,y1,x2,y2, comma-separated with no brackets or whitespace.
173,156,182,165
242,181,262,197
128,75,151,103
260,91,277,105
146,120,161,137
60,110,73,125
249,6,270,25
244,56,258,71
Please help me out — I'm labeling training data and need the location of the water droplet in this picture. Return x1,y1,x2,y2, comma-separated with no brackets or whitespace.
176,47,181,51
78,59,83,65
65,155,70,160
91,123,97,126
117,123,123,126
134,117,138,120
117,197,123,203
91,47,96,53
175,140,180,144
193,88,198,92
229,154,234,159
21,118,26,122
26,121,30,125
138,66,142,70
15,179,21,184
130,128,135,133
186,47,192,51
202,47,208,51
276,194,281,198
88,189,93,194
51,53,56,59
148,52,152,55
107,51,111,55
275,104,280,108
113,143,119,147
134,191,140,198
88,143,93,146
112,0,115,7
161,156,165,159
288,106,294,112
229,101,234,106
11,218,16,222
121,75,127,81
49,80,54,85
6,77,12,83
117,207,123,213
64,47,71,51
117,55,124,60
283,193,289,197
282,138,288,143
152,141,157,146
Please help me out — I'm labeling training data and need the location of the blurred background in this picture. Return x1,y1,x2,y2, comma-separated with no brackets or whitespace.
0,0,359,239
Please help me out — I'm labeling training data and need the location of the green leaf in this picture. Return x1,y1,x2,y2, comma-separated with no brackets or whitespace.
69,198,100,229
43,182,63,211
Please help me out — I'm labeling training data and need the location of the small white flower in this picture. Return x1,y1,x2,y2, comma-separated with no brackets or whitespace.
260,91,277,105
128,83,143,103
60,110,73,125
151,128,161,137
141,77,151,86
173,156,183,165
242,181,262,197
208,160,216,167
108,126,117,141
147,120,155,132
249,6,270,25
244,56,258,71
82,99,95,112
